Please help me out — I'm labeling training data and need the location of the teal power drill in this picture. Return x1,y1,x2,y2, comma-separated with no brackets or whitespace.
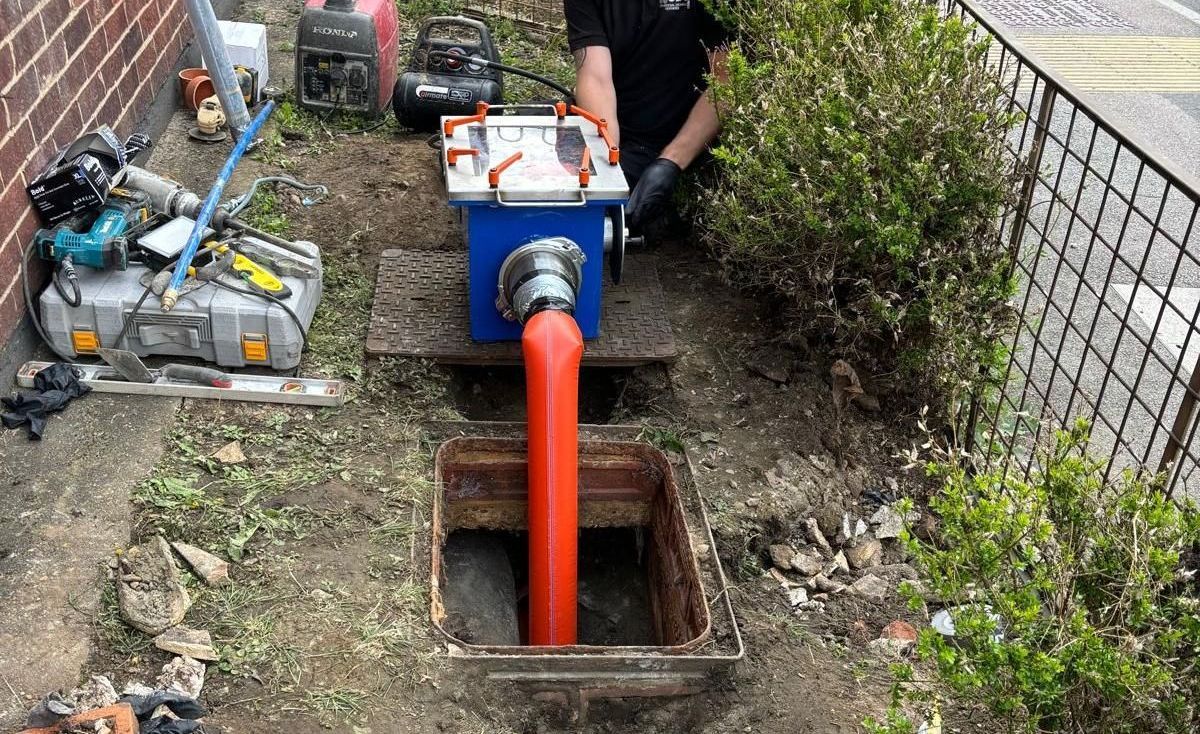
34,191,149,307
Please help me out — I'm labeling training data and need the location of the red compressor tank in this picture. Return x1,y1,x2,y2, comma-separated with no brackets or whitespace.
295,0,399,118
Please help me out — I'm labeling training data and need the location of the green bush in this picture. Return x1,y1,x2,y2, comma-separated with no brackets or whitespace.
873,421,1200,733
700,0,1016,401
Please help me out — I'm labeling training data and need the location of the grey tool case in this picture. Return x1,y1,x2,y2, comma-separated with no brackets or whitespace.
39,237,322,370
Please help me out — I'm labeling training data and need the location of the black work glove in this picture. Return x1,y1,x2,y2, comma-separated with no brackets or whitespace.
627,158,682,232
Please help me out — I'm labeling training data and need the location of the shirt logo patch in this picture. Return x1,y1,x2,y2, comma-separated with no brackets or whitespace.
659,0,690,10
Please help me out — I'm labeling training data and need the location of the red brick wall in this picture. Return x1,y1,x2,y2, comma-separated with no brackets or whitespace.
0,0,190,345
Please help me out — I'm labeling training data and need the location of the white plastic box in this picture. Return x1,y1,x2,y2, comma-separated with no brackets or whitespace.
203,21,270,98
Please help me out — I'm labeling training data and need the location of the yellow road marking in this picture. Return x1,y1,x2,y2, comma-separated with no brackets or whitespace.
1014,36,1200,92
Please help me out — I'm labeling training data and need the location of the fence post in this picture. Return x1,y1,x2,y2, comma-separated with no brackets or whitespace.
1007,85,1058,256
1158,360,1200,493
964,84,1058,455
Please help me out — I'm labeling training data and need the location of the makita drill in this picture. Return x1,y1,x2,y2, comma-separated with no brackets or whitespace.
33,191,149,307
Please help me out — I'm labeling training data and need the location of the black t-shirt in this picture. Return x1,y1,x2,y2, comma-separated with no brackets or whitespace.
565,0,729,150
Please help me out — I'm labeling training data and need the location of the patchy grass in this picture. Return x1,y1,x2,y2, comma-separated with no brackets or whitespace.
351,584,433,681
95,581,154,661
131,419,332,555
201,583,303,681
120,362,447,699
304,688,369,725
303,252,374,383
239,187,291,238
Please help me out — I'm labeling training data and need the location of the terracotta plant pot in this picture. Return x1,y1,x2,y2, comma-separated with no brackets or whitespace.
184,74,216,111
178,67,206,98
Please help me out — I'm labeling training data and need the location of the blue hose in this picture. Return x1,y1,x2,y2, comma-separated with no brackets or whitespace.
162,101,276,309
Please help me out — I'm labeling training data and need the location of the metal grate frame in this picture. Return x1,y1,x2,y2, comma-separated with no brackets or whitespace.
366,249,678,366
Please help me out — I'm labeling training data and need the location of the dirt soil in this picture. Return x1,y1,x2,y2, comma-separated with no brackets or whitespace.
71,1,944,732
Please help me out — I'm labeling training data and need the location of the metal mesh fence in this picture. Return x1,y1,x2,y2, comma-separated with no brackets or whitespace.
947,0,1200,496
462,0,564,32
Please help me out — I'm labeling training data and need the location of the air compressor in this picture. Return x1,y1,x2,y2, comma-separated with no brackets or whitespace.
392,17,505,131
295,0,399,117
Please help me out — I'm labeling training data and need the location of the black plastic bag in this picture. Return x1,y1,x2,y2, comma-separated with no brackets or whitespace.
1,363,91,440
119,690,207,720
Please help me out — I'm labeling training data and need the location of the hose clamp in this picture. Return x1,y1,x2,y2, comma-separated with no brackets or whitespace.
496,237,586,323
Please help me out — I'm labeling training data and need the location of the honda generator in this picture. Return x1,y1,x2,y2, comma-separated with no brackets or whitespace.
295,0,399,117
393,16,504,131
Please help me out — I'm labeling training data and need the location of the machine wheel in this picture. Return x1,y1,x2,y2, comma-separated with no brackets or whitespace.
607,205,625,285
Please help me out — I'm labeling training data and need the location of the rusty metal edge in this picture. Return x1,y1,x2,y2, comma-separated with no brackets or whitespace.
427,422,745,673
433,436,712,654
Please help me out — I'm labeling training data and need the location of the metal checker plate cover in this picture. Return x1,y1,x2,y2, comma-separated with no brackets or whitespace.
366,249,677,365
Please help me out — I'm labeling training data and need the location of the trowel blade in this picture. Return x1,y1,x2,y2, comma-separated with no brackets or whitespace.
97,348,155,383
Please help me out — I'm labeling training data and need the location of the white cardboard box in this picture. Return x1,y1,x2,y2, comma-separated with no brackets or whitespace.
202,21,269,98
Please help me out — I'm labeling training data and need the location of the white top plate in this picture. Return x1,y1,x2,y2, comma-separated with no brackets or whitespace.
442,114,629,203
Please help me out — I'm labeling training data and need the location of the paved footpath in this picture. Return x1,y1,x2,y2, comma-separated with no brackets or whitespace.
977,0,1200,172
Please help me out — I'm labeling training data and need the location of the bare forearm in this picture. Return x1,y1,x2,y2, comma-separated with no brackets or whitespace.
573,47,620,145
659,96,719,170
659,50,727,170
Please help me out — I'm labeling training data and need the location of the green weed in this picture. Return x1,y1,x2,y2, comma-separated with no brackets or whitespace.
304,688,369,725
638,424,687,454
240,187,290,237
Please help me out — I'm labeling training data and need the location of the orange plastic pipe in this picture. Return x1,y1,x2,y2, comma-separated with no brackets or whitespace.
523,309,583,646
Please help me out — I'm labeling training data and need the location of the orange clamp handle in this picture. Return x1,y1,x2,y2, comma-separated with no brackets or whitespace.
568,104,619,165
578,146,591,188
447,147,479,166
442,102,491,137
599,128,620,165
555,100,567,119
489,151,523,188
569,104,604,129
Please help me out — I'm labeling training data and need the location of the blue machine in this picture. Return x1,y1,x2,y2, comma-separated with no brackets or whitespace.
34,194,149,271
441,106,630,342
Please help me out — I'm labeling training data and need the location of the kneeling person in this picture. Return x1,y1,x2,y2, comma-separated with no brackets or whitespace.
566,0,730,230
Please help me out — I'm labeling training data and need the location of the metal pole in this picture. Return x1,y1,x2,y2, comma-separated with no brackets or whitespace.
1007,86,1058,257
182,0,251,139
1158,359,1200,493
161,101,275,311
964,85,1058,455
